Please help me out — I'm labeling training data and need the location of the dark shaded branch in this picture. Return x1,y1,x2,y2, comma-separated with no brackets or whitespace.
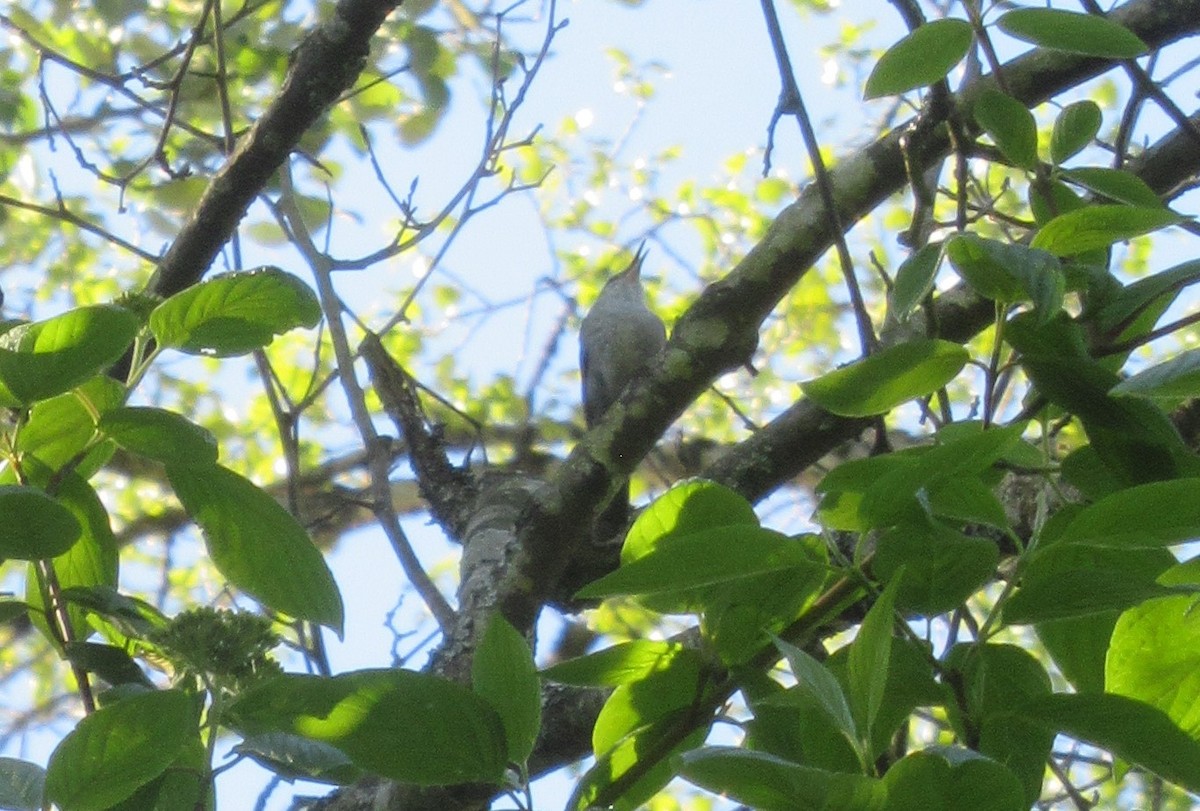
149,0,403,298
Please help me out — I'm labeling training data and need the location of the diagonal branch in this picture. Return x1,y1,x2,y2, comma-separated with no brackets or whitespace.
148,0,403,299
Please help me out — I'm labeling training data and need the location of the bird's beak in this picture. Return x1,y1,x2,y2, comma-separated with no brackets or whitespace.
629,241,649,279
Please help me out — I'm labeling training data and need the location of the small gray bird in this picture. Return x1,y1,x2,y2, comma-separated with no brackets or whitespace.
579,243,667,535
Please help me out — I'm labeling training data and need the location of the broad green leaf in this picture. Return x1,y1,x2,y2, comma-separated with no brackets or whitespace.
883,749,1024,811
593,524,811,595
592,658,701,757
863,19,973,99
1092,259,1200,339
235,732,361,785
0,486,81,560
827,638,944,761
572,710,708,811
859,422,1024,527
745,675,861,773
1031,205,1182,256
947,233,1063,315
1063,167,1163,208
848,576,900,746
1050,101,1102,164
166,463,344,633
947,644,1052,804
16,375,126,472
1107,560,1200,737
874,521,998,615
680,747,886,811
98,407,218,465
150,266,321,357
44,688,194,811
622,478,758,565
702,539,830,667
801,339,968,417
775,638,857,745
0,757,45,811
541,640,701,687
1005,569,1184,625
107,737,210,811
0,304,138,406
1029,179,1086,224
22,469,118,641
59,586,169,641
998,8,1148,58
472,615,541,764
578,659,710,810
231,670,507,785
973,90,1037,170
1017,693,1200,792
1111,348,1200,404
889,241,944,322
63,642,153,688
1059,478,1200,548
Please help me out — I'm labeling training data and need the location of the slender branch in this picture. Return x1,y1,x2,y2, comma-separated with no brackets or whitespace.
759,0,877,355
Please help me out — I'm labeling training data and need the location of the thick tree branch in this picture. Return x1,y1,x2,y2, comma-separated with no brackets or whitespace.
148,0,402,298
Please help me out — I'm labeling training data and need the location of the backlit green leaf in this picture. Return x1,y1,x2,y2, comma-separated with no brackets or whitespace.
802,339,968,417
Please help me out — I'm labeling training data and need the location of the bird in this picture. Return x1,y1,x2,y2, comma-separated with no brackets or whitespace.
579,243,667,538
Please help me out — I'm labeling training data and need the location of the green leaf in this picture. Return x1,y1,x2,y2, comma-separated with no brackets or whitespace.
827,639,944,762
1091,259,1200,339
774,638,857,745
874,521,998,615
234,732,361,785
973,90,1037,170
621,478,758,565
1059,478,1200,548
882,749,1024,811
59,585,169,641
0,486,81,560
21,469,119,642
63,641,154,687
17,375,126,472
106,737,210,811
472,615,541,764
579,525,822,604
1107,560,1200,737
802,339,968,417
1031,205,1182,256
166,463,344,633
44,688,194,811
946,234,1063,315
860,422,1024,527
998,8,1148,58
1063,167,1163,208
0,757,45,811
948,644,1052,804
572,710,708,811
1029,545,1176,693
1050,101,1102,164
99,406,219,465
0,304,138,406
1006,567,1184,625
231,670,507,785
889,241,944,322
572,655,710,810
150,266,321,357
848,577,900,747
541,640,700,687
863,18,973,99
680,747,886,811
1017,693,1200,792
1111,348,1200,404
